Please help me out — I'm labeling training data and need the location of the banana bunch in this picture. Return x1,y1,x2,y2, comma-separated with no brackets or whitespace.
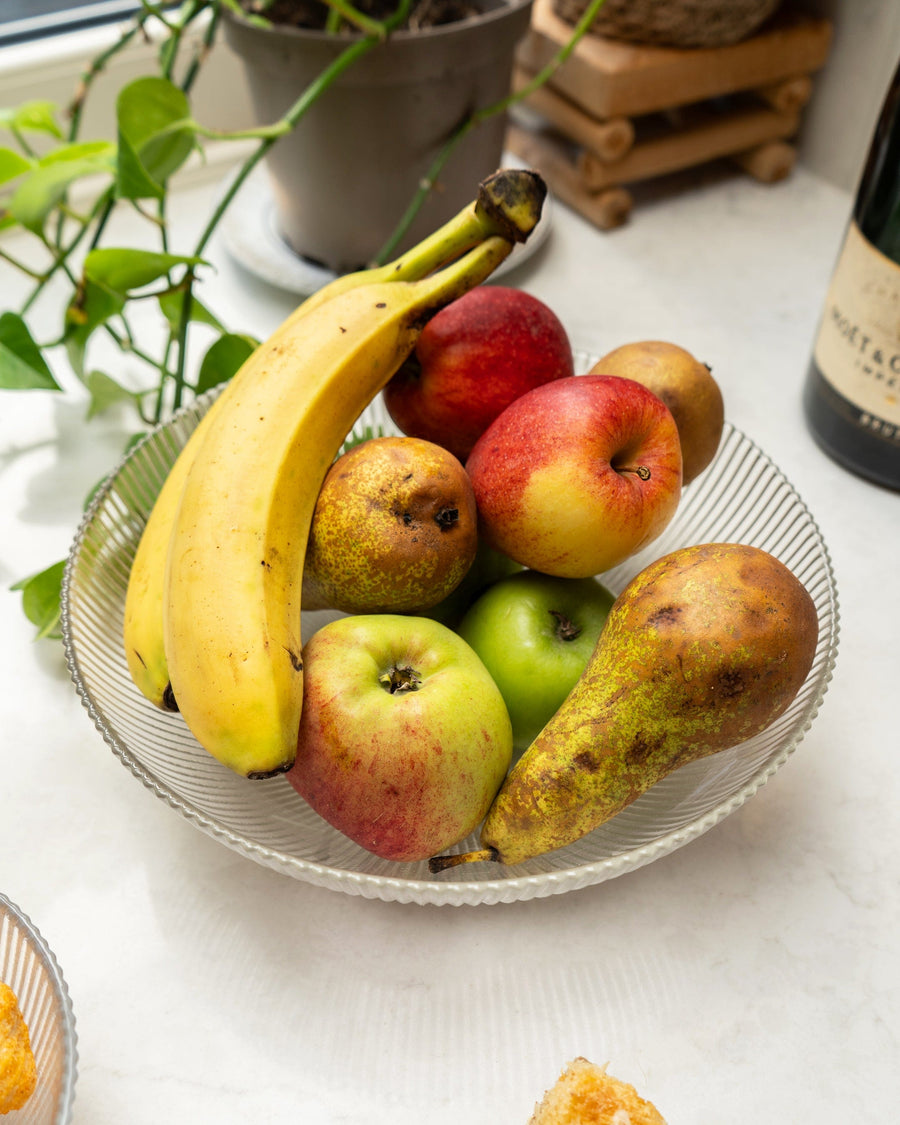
123,170,547,778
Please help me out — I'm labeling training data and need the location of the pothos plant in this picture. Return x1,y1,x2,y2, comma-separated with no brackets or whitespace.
0,0,605,640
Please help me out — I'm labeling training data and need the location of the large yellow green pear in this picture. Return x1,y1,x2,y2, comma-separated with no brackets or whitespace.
430,541,819,870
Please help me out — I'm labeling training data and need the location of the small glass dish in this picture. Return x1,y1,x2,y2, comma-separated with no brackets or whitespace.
0,894,77,1123
61,360,839,906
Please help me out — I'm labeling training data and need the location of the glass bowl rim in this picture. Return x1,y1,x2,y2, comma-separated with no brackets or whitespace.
60,369,840,906
0,891,78,1120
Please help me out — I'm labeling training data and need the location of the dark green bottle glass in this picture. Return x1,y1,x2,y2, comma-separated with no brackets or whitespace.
803,59,900,490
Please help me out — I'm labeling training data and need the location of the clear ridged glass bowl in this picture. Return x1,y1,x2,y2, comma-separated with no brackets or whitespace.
0,895,77,1122
61,357,839,906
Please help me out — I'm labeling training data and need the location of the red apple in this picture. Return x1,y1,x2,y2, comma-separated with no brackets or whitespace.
466,375,683,577
382,285,574,462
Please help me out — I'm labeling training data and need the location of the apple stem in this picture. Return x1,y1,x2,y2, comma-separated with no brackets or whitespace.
550,610,581,643
428,846,500,873
619,464,651,481
379,665,423,694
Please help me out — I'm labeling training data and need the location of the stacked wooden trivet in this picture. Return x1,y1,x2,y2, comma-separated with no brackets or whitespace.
507,0,833,229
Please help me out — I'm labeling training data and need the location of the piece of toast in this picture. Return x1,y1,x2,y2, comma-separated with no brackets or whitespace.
529,1057,666,1124
0,981,36,1114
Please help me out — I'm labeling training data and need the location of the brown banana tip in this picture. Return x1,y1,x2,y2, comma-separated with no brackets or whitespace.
477,169,547,244
246,759,295,780
428,846,500,874
161,683,179,712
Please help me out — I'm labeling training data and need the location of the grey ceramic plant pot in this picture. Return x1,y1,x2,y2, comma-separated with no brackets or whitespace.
222,0,535,273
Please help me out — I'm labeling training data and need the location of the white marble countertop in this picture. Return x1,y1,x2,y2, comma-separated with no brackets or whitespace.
2,155,897,1123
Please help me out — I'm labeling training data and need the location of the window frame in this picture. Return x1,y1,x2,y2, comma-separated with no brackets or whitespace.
0,2,149,47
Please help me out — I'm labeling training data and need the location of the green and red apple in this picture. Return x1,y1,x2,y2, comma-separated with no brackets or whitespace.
466,374,683,578
458,570,615,748
382,285,574,462
287,614,513,863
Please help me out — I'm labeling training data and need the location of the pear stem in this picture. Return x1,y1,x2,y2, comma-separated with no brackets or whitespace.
428,846,500,873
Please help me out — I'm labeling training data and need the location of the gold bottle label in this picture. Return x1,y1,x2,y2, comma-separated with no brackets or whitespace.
813,220,900,429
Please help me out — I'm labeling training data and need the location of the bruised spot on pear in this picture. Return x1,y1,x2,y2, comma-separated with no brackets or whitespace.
714,667,746,700
647,604,681,627
625,731,666,767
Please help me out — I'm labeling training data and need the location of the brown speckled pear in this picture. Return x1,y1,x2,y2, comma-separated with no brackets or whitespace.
301,436,478,614
430,542,818,871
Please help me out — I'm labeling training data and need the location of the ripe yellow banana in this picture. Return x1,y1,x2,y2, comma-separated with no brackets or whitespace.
123,169,546,710
164,219,544,777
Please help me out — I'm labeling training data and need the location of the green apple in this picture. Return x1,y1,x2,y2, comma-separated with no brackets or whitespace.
458,570,615,748
416,540,523,629
287,614,513,863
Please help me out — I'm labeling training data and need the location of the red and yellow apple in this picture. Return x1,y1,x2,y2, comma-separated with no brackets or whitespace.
466,375,683,577
590,340,724,484
382,285,574,462
287,614,513,863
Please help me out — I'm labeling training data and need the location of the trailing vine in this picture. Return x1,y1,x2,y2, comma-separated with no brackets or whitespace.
0,0,606,639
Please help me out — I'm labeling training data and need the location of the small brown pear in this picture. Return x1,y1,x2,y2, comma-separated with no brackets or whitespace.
302,436,478,614
590,341,724,484
430,542,819,870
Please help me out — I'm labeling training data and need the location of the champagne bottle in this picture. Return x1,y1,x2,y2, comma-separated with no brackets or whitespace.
803,59,900,490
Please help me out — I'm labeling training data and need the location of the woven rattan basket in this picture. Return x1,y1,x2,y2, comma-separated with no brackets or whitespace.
552,0,783,48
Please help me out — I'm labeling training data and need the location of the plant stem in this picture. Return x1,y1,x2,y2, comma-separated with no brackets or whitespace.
182,0,222,93
169,269,195,414
104,322,165,370
373,0,609,264
21,186,116,314
191,0,412,258
0,247,43,281
67,17,148,143
321,0,389,36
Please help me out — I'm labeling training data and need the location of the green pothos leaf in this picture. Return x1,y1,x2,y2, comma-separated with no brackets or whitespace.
0,146,33,186
8,152,115,234
84,369,140,420
83,247,206,294
0,313,61,390
195,332,258,395
115,77,195,199
64,278,126,377
0,100,63,139
157,289,225,335
10,560,65,640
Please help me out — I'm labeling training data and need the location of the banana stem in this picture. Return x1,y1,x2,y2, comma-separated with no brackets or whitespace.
283,169,544,328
